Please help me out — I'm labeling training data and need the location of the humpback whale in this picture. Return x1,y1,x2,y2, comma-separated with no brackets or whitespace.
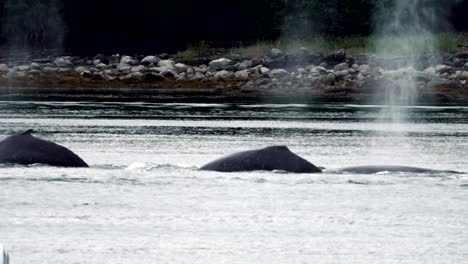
0,130,88,167
200,146,322,173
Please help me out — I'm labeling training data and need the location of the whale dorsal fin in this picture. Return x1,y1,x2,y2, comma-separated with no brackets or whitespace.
264,145,290,151
18,129,34,136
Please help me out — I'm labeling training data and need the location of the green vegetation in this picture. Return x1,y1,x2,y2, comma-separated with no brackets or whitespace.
176,33,468,59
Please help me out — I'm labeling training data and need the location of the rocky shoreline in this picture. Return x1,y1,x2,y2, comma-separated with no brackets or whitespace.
0,48,467,103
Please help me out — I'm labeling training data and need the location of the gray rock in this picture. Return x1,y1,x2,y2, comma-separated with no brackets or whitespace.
149,67,166,73
42,67,57,73
234,70,250,79
260,67,271,75
334,63,349,71
158,60,176,70
464,62,468,69
131,65,146,73
191,72,205,81
335,70,349,78
160,69,177,78
28,69,41,76
423,67,436,75
120,56,137,65
53,57,72,67
117,63,132,72
209,58,232,71
29,63,41,70
269,69,289,78
0,64,9,72
174,63,188,73
58,68,72,73
141,55,161,65
93,59,102,65
18,65,30,71
130,72,144,78
358,65,371,75
214,70,234,80
238,60,253,71
435,64,451,74
270,48,283,58
460,71,468,80
96,63,107,70
74,66,89,73
176,73,187,81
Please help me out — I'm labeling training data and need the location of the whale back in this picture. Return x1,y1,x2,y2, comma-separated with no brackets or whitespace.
200,146,321,173
337,165,461,174
0,130,89,167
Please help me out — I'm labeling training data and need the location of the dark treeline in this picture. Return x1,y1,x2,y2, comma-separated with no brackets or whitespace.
0,0,467,54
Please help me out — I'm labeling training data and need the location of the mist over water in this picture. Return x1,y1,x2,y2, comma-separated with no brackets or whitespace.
369,0,452,164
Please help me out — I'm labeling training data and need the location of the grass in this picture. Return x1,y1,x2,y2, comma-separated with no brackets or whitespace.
176,32,468,59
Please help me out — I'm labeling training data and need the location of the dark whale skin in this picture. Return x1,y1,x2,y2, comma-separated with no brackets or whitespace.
0,130,88,167
336,165,461,174
200,146,321,173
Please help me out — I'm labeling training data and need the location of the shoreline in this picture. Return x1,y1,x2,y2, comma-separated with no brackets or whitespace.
0,49,467,104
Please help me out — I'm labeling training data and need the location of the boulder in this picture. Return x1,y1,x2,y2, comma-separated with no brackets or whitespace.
120,56,137,65
460,71,468,80
176,73,187,81
333,62,349,71
17,65,30,71
270,48,284,58
260,67,271,75
238,60,253,71
0,64,9,72
53,57,72,67
141,55,161,65
214,70,234,80
74,66,88,73
117,63,132,72
174,63,188,73
131,65,146,73
160,69,177,78
423,67,436,75
158,60,176,70
269,69,289,78
209,58,232,71
191,72,205,81
334,70,349,78
96,63,107,70
435,64,451,74
29,63,41,70
94,54,108,64
42,67,57,73
234,70,250,79
28,69,41,76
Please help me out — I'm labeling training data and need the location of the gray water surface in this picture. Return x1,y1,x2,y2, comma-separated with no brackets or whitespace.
0,101,467,263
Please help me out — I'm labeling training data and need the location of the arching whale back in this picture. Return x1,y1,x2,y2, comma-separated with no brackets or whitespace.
335,165,461,174
0,130,88,167
200,146,321,173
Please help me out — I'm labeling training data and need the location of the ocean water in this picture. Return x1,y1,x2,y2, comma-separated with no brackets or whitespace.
0,101,467,263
